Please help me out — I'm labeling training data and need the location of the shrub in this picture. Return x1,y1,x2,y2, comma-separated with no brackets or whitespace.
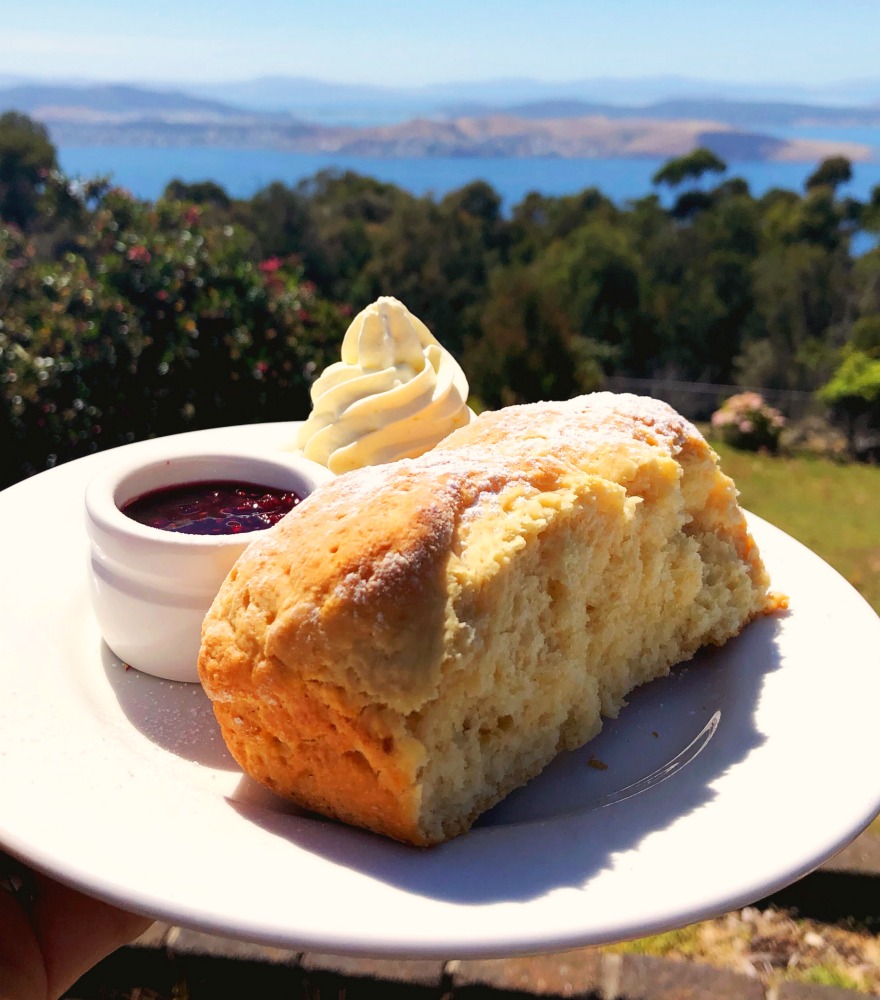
818,346,880,459
0,191,348,487
710,391,786,452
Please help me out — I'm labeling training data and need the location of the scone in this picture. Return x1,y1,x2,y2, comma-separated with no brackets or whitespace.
198,392,781,846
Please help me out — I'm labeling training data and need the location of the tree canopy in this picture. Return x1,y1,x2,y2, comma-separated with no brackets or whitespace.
651,147,727,187
0,111,58,230
3,115,880,485
805,156,853,192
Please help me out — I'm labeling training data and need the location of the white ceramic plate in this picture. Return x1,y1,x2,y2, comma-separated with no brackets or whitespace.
1,424,879,958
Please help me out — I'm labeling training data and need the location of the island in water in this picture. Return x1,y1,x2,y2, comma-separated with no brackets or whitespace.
1,81,875,163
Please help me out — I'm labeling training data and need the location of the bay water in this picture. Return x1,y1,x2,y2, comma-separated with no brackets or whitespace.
56,130,880,213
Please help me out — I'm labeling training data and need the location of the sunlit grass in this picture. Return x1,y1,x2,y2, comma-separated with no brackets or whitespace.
711,443,880,616
605,908,880,995
794,965,864,992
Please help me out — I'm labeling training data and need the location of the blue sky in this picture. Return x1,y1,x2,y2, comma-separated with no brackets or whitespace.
2,0,878,87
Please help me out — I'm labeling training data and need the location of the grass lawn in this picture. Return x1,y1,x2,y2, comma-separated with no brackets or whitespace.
711,442,880,617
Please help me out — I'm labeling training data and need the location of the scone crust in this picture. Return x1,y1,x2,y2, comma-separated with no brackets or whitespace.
199,392,776,845
200,451,576,844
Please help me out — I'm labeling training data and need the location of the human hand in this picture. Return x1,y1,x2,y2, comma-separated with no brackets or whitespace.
0,852,153,1000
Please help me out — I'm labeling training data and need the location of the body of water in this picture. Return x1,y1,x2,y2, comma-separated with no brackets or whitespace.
57,134,880,214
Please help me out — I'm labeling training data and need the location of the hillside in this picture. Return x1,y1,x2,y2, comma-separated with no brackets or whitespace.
0,83,248,120
454,98,880,128
0,81,874,162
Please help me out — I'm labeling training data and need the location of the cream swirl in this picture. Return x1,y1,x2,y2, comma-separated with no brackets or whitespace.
296,297,474,473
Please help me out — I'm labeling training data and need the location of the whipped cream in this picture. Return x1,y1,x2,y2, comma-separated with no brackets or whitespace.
296,297,473,473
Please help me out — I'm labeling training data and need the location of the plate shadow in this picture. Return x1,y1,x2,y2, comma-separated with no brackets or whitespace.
225,613,787,906
100,643,239,771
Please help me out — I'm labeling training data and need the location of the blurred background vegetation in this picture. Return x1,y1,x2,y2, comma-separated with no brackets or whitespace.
1,109,879,613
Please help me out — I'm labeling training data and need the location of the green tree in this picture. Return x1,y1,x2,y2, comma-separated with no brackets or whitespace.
805,156,853,192
352,195,450,337
859,184,880,233
507,187,615,264
819,347,880,457
0,112,59,231
247,181,315,265
651,147,727,188
163,178,232,209
536,220,646,373
464,265,602,407
356,180,508,355
848,314,880,352
742,241,849,390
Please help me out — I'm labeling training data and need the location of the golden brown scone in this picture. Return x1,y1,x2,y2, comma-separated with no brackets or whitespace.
198,392,781,846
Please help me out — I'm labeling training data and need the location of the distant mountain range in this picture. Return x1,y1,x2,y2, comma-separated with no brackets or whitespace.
449,98,880,129
0,83,244,121
2,77,878,162
177,74,880,116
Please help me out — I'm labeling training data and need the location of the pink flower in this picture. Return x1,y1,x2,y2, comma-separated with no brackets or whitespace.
126,246,152,265
258,257,282,274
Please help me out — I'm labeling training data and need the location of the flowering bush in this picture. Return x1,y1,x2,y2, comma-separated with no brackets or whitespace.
710,391,786,452
0,190,348,487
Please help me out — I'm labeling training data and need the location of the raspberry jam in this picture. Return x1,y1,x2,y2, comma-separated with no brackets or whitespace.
121,480,302,535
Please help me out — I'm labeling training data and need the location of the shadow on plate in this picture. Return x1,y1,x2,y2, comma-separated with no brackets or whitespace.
224,613,787,906
100,643,238,771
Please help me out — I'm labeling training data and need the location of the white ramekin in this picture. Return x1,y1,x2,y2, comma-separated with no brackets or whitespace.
85,447,334,683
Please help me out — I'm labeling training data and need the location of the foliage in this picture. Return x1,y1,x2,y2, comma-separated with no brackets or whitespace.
162,177,232,208
651,147,727,187
745,240,850,389
463,264,604,408
805,155,853,192
0,190,346,486
821,348,880,407
848,313,880,352
710,391,786,452
818,346,880,457
5,111,880,486
0,111,58,231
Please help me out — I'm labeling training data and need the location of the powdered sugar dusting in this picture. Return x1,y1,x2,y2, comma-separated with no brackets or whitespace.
238,391,706,600
298,444,560,531
437,392,701,461
298,392,699,533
